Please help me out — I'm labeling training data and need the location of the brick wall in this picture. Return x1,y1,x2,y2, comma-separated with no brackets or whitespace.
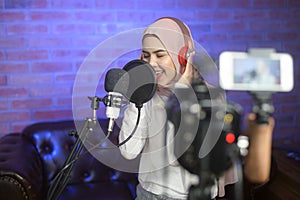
0,0,299,142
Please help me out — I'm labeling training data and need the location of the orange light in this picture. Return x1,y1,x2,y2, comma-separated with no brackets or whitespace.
226,133,235,144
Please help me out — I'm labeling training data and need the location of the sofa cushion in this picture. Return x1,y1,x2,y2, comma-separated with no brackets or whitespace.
0,133,44,200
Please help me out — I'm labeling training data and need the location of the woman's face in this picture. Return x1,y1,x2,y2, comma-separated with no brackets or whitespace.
142,35,177,88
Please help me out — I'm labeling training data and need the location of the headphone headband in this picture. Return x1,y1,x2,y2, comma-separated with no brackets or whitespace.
156,17,192,74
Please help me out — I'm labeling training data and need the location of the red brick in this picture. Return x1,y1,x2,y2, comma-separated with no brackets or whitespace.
56,97,72,106
52,49,89,59
277,126,298,135
53,24,95,34
0,123,10,134
95,23,122,34
32,62,73,72
29,11,72,21
273,114,295,124
215,0,250,8
195,10,232,20
281,104,300,113
212,22,246,31
96,0,136,8
0,37,26,48
269,10,300,19
12,98,52,109
34,110,73,120
51,0,93,8
229,33,264,41
72,85,97,96
6,24,48,35
177,0,214,8
233,10,267,19
0,11,26,22
267,32,298,41
198,33,228,42
0,51,4,60
55,74,76,83
10,74,53,85
297,115,300,123
0,100,8,110
0,24,4,35
283,43,300,52
74,72,101,84
0,75,7,85
253,0,285,7
245,41,283,51
285,21,300,29
189,24,211,33
72,95,91,106
7,50,48,60
12,122,29,133
288,0,300,7
152,11,196,22
4,0,48,8
0,111,30,122
29,37,72,48
250,21,282,30
116,11,156,22
74,11,115,22
72,36,105,47
72,106,94,119
136,0,175,9
0,88,27,97
273,94,297,104
29,86,71,97
0,63,29,72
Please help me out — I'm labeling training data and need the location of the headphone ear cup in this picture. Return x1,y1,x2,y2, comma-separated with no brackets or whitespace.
178,46,188,74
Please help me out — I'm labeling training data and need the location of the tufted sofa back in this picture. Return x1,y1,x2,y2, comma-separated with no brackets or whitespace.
0,118,139,200
22,119,115,184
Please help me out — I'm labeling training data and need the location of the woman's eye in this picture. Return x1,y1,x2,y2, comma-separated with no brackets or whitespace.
157,53,165,58
143,54,150,59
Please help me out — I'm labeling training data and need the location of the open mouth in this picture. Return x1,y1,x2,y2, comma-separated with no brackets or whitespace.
155,70,163,79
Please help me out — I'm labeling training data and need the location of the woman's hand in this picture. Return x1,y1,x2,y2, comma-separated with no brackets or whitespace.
244,113,275,183
178,51,196,86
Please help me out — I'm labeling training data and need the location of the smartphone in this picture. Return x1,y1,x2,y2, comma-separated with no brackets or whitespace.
219,51,294,92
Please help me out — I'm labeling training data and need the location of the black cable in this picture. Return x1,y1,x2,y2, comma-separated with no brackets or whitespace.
117,106,141,147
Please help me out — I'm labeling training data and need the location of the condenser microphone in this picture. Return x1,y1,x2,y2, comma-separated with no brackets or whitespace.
123,59,157,108
104,59,157,132
104,68,129,132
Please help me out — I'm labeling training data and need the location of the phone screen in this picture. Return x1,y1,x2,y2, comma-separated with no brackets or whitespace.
233,58,281,85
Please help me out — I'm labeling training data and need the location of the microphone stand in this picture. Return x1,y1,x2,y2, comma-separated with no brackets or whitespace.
47,96,103,200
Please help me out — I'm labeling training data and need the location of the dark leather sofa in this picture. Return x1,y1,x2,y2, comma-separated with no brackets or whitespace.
0,119,138,200
0,117,280,200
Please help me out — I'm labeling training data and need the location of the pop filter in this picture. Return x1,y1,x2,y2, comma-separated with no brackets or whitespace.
123,59,157,107
105,68,129,95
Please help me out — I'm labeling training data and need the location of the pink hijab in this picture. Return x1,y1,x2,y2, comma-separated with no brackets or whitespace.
142,17,194,89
